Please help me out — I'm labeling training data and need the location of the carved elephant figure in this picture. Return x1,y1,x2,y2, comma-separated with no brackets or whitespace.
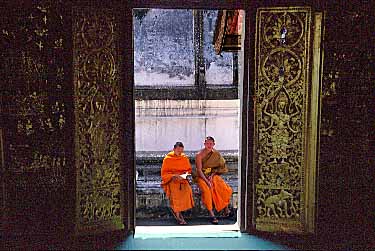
264,190,293,218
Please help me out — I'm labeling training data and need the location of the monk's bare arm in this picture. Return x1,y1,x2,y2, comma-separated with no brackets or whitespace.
196,151,211,186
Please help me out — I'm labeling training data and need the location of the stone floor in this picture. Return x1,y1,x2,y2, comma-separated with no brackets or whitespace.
4,226,372,250
116,233,290,250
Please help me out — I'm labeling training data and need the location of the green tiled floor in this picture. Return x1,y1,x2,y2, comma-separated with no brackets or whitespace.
116,233,289,250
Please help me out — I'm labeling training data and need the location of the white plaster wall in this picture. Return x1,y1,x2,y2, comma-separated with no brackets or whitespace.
135,100,240,152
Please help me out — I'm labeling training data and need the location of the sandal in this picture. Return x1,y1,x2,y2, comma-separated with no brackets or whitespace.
179,214,188,225
179,218,187,225
169,208,187,225
210,217,219,225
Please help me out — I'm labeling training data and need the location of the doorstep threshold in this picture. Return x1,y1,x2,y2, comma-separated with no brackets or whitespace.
134,223,241,239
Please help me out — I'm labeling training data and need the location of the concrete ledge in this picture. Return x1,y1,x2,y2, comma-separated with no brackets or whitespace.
134,224,241,239
136,100,240,118
136,150,239,164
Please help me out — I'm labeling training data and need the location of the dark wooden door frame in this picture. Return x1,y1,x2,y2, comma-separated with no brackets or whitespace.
120,0,253,233
119,0,325,234
119,4,136,233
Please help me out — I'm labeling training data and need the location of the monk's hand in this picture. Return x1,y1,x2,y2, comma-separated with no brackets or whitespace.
208,173,216,182
206,177,212,188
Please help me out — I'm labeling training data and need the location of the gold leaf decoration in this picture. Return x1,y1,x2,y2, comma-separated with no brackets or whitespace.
73,8,123,231
254,7,311,233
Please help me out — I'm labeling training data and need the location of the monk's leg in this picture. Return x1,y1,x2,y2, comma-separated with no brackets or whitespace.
168,180,194,224
211,175,233,212
174,212,186,224
197,177,218,224
169,180,194,212
196,177,213,211
177,182,194,224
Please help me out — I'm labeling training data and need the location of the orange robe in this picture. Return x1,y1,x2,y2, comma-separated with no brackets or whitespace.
196,150,232,212
161,151,194,213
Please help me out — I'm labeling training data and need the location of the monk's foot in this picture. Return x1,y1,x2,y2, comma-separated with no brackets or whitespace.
179,219,187,225
170,208,178,220
223,207,230,215
223,208,234,218
170,209,185,225
175,216,187,225
210,217,219,225
179,216,188,225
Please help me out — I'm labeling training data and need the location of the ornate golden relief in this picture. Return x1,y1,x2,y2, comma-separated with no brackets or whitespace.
73,8,123,231
254,7,311,232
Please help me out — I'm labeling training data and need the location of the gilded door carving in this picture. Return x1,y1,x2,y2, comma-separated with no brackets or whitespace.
73,8,124,233
253,7,319,233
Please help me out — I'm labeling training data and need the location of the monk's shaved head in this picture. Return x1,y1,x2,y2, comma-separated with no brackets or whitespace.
174,142,184,148
205,136,215,143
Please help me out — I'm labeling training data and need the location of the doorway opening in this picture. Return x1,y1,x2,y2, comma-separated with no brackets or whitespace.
133,8,245,233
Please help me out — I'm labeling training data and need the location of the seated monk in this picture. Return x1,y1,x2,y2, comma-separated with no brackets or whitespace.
161,142,194,225
194,136,233,224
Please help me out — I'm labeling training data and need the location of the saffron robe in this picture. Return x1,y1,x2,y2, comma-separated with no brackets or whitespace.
161,151,194,213
196,150,232,211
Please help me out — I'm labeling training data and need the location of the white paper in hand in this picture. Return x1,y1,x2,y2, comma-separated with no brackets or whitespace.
179,172,190,179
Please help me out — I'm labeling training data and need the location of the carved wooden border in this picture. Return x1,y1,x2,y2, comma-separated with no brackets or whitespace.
73,7,124,233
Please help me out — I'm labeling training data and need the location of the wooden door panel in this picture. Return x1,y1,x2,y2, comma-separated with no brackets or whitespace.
72,7,125,234
1,2,74,236
252,7,319,234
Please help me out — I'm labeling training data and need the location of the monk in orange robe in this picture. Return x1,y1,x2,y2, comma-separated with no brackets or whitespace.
161,142,194,225
195,136,233,224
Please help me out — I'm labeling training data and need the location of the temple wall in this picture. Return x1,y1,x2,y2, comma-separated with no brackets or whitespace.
135,99,240,151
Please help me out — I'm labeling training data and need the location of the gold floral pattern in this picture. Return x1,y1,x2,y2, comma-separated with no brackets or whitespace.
73,8,123,231
254,7,311,233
